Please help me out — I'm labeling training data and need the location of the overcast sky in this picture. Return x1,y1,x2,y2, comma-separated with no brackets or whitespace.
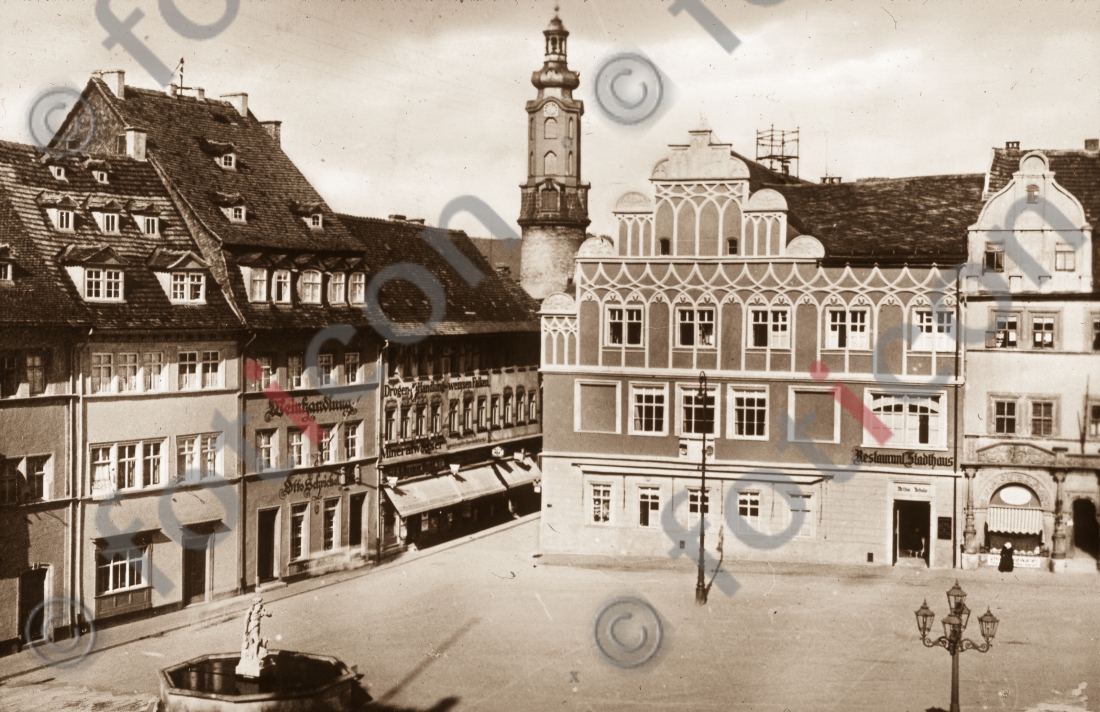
1,0,1098,239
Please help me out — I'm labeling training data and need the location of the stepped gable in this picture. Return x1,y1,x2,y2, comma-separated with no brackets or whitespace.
0,140,238,330
340,214,539,334
770,174,986,267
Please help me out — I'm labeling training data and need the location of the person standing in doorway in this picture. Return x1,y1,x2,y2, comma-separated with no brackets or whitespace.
998,541,1015,572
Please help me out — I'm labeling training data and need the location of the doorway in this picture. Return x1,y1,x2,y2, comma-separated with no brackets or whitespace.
1072,499,1099,561
349,493,365,550
257,508,279,583
18,568,47,643
894,500,931,565
182,535,209,606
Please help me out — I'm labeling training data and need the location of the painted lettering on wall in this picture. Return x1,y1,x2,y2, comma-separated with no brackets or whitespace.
852,448,954,469
265,394,359,423
277,471,343,501
383,376,490,400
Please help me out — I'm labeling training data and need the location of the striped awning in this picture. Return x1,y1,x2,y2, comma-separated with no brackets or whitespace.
452,465,507,500
385,475,463,518
987,506,1043,534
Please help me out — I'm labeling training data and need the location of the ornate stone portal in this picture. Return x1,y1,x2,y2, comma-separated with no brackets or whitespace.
236,597,272,678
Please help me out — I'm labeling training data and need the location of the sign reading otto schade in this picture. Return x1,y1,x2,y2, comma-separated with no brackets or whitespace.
851,448,954,469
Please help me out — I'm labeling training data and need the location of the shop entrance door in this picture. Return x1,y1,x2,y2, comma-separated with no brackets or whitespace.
18,568,47,643
182,536,209,606
382,498,398,550
894,500,931,565
1072,499,1099,561
257,509,278,583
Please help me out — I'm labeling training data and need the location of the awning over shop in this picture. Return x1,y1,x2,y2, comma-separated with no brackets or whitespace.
987,506,1043,534
453,465,507,500
385,475,463,518
493,457,541,488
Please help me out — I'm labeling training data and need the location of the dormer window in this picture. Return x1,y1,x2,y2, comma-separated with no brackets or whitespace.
328,272,346,304
98,212,119,234
93,170,109,184
310,214,323,229
50,165,66,180
349,273,365,304
86,269,123,301
231,206,246,223
273,270,291,303
0,263,11,281
249,268,268,302
171,273,205,303
301,270,322,304
54,209,74,232
220,154,236,169
141,216,159,236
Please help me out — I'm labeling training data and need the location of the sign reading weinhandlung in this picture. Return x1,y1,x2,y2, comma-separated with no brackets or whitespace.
852,449,954,469
265,394,359,423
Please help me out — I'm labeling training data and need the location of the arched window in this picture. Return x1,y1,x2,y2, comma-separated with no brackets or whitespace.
567,151,574,176
988,484,1044,554
540,187,559,212
659,238,671,256
1026,184,1040,204
544,151,557,175
544,118,558,139
727,237,739,255
568,117,574,138
529,117,534,140
529,152,534,175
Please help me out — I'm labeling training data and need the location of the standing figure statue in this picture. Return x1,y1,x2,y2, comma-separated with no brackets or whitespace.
236,597,272,678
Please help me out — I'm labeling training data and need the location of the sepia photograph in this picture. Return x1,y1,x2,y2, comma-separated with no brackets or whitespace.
0,1,1098,710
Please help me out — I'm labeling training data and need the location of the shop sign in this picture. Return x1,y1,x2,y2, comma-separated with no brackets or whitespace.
277,470,343,500
383,376,490,400
265,394,359,423
892,482,932,496
852,448,954,469
384,435,448,459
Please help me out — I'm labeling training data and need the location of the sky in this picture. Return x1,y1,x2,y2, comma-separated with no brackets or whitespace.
1,0,1098,239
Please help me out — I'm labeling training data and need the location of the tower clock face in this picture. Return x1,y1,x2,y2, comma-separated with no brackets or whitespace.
542,102,559,118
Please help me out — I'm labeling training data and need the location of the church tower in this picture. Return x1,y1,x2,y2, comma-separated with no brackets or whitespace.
519,12,590,300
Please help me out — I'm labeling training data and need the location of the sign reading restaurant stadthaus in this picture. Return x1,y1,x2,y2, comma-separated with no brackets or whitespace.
852,449,955,469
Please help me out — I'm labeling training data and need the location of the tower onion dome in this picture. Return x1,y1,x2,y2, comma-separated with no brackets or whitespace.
531,14,579,91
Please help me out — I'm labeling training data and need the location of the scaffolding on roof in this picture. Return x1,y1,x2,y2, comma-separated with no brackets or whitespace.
755,126,800,178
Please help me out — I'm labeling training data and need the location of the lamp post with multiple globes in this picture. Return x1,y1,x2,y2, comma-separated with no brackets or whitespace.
914,581,1000,712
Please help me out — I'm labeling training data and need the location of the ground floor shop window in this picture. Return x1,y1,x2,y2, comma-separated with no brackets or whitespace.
323,499,339,551
591,483,612,524
290,503,308,560
96,545,148,594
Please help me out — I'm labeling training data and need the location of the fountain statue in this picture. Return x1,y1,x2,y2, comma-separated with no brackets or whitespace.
236,597,272,678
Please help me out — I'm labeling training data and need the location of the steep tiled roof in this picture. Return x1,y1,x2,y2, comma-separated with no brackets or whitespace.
769,174,986,266
988,147,1100,288
0,140,239,330
340,215,539,333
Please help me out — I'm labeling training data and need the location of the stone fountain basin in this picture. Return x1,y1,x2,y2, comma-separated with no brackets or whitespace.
159,650,360,712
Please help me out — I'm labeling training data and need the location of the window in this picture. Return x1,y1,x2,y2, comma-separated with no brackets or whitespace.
544,117,558,139
118,353,138,392
201,351,220,388
750,309,790,349
86,269,123,300
26,457,47,501
384,409,395,441
681,386,717,436
316,426,334,464
287,355,303,389
254,356,274,389
290,504,307,560
273,270,291,303
631,384,667,435
200,434,218,478
171,273,204,303
96,546,147,594
0,263,10,281
1026,184,1039,203
0,356,17,398
50,165,65,180
913,310,955,352
93,170,108,184
591,483,612,524
177,437,196,480
323,499,338,551
659,238,671,256
343,422,360,461
727,238,738,255
55,209,73,231
142,443,161,486
788,492,814,538
221,154,235,169
344,352,359,384
142,216,158,236
91,353,113,394
91,447,112,488
100,212,119,234
250,269,268,302
1093,315,1100,351
737,491,761,527
448,400,459,433
529,391,538,422
1090,404,1100,438
431,402,441,433
688,488,710,526
826,310,869,350
463,397,473,432
317,353,334,386
349,273,365,304
870,393,943,446
1032,316,1054,349
301,271,322,304
607,307,643,346
143,352,164,392
415,405,426,436
1054,250,1075,271
994,400,1017,434
516,388,527,424
678,308,715,348
27,354,45,396
1031,401,1054,436
400,407,411,439
992,314,1018,348
638,487,660,528
984,246,1004,272
482,397,491,430
504,390,513,426
730,388,767,439
544,151,557,175
257,431,275,472
118,444,137,489
287,429,303,467
311,214,323,229
328,273,345,304
0,461,18,505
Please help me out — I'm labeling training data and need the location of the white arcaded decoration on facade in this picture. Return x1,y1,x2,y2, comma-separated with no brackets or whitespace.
785,235,826,258
650,126,751,181
745,188,789,212
614,191,652,213
576,235,615,257
539,291,577,314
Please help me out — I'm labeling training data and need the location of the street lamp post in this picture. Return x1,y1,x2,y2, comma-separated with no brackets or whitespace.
695,371,709,605
914,581,999,712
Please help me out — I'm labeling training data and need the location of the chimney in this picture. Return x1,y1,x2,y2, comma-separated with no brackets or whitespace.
1086,138,1099,151
406,218,426,225
221,93,248,117
125,127,147,162
388,214,407,222
1006,141,1020,150
261,121,282,147
167,83,178,98
194,87,205,101
98,70,125,99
